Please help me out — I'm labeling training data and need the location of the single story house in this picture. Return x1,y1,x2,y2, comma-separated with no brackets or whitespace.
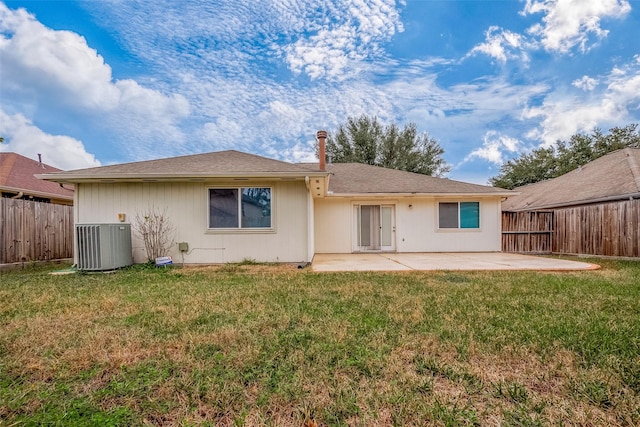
40,132,514,264
1,152,74,205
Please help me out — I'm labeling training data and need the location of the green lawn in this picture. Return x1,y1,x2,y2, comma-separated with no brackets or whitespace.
1,259,639,426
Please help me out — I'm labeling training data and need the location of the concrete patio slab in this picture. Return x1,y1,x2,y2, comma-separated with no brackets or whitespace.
311,252,599,272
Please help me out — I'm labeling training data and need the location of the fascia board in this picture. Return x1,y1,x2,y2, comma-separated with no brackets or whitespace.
37,171,329,183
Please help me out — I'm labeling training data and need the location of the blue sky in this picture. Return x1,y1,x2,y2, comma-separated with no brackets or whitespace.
1,0,639,184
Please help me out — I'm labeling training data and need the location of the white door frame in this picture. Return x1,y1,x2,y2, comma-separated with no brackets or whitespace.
353,203,396,252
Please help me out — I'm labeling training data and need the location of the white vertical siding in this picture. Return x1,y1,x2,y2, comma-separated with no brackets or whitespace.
314,196,502,253
76,181,309,263
314,198,353,253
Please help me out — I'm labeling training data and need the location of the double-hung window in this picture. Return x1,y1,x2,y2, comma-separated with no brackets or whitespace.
438,201,480,229
209,187,271,229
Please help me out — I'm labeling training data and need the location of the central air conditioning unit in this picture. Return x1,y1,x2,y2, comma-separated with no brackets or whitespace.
76,224,133,271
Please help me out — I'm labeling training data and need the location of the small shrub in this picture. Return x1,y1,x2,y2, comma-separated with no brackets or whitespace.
132,207,175,262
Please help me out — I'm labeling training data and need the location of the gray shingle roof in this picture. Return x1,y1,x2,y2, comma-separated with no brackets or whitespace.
502,148,640,211
40,149,512,196
40,150,324,181
301,162,513,195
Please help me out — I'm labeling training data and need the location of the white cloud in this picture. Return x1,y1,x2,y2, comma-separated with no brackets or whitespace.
286,141,318,163
464,131,521,165
607,66,640,110
522,0,631,53
0,110,100,170
201,120,245,150
469,0,631,63
0,3,190,158
284,29,354,80
572,75,599,91
523,59,640,146
467,26,531,63
2,4,113,109
80,0,403,82
281,0,403,80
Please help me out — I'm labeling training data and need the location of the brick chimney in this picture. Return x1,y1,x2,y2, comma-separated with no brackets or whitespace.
317,130,327,171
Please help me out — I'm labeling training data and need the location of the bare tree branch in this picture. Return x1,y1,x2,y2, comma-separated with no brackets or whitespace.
132,206,176,262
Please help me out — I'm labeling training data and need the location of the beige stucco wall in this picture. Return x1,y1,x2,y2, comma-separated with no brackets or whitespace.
314,196,502,253
75,180,310,264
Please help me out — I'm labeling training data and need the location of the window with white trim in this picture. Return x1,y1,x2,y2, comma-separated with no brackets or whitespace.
438,201,480,229
208,187,271,229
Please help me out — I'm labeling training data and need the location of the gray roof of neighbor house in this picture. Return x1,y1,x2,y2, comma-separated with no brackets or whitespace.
502,148,640,211
300,162,514,195
39,150,327,183
0,152,74,200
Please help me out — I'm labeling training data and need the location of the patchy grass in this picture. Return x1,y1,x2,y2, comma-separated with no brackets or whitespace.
0,259,639,426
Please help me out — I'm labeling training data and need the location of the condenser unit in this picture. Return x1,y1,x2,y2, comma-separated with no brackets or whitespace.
76,224,133,271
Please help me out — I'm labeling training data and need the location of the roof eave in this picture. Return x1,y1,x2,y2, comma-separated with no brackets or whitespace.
505,191,640,211
0,184,74,200
326,191,516,198
37,171,329,183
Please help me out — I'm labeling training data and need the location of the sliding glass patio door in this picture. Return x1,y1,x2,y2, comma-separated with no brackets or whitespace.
354,204,395,252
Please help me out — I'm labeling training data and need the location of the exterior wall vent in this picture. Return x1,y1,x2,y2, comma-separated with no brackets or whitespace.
76,224,133,271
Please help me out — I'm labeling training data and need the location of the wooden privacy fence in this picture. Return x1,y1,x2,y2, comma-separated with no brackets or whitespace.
553,199,640,258
501,211,554,254
502,199,640,258
0,198,74,264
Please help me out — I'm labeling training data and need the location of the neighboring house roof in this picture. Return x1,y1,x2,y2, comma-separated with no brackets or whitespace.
503,148,640,211
0,152,74,201
315,162,513,196
40,150,326,182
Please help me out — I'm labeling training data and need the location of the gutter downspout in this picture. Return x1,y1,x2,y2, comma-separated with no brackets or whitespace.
73,184,80,266
11,191,24,199
308,185,314,263
305,176,314,263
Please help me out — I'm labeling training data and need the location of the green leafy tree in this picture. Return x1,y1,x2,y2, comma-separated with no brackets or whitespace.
490,124,640,189
320,115,450,176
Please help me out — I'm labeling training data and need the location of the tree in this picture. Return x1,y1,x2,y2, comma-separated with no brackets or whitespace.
320,115,450,177
489,146,557,189
489,124,640,189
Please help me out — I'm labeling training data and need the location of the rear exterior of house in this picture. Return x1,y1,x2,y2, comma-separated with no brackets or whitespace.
74,180,312,263
40,133,513,265
314,197,503,254
44,150,323,264
313,163,505,254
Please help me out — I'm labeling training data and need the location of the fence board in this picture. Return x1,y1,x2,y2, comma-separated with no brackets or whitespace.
503,199,640,258
0,198,74,264
501,211,553,253
552,199,640,258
